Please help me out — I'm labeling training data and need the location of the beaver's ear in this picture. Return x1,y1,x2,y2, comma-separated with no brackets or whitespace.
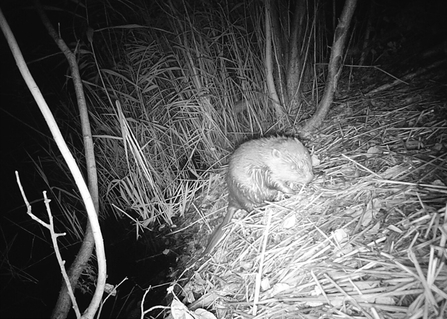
272,149,282,158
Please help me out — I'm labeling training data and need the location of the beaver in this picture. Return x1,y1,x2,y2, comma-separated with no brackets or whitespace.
203,136,314,255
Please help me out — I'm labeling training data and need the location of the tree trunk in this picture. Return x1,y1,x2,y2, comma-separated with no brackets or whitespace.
265,0,286,121
33,2,104,319
302,0,357,134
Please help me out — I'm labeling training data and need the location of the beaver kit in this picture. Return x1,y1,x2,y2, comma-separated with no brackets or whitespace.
204,136,314,255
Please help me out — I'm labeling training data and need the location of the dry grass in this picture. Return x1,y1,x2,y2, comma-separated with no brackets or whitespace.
77,1,273,227
184,81,447,319
34,1,445,317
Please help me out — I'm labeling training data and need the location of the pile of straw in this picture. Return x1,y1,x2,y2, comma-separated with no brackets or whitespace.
183,83,447,319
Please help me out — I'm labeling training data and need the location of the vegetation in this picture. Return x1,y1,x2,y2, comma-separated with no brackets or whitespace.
2,0,446,318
